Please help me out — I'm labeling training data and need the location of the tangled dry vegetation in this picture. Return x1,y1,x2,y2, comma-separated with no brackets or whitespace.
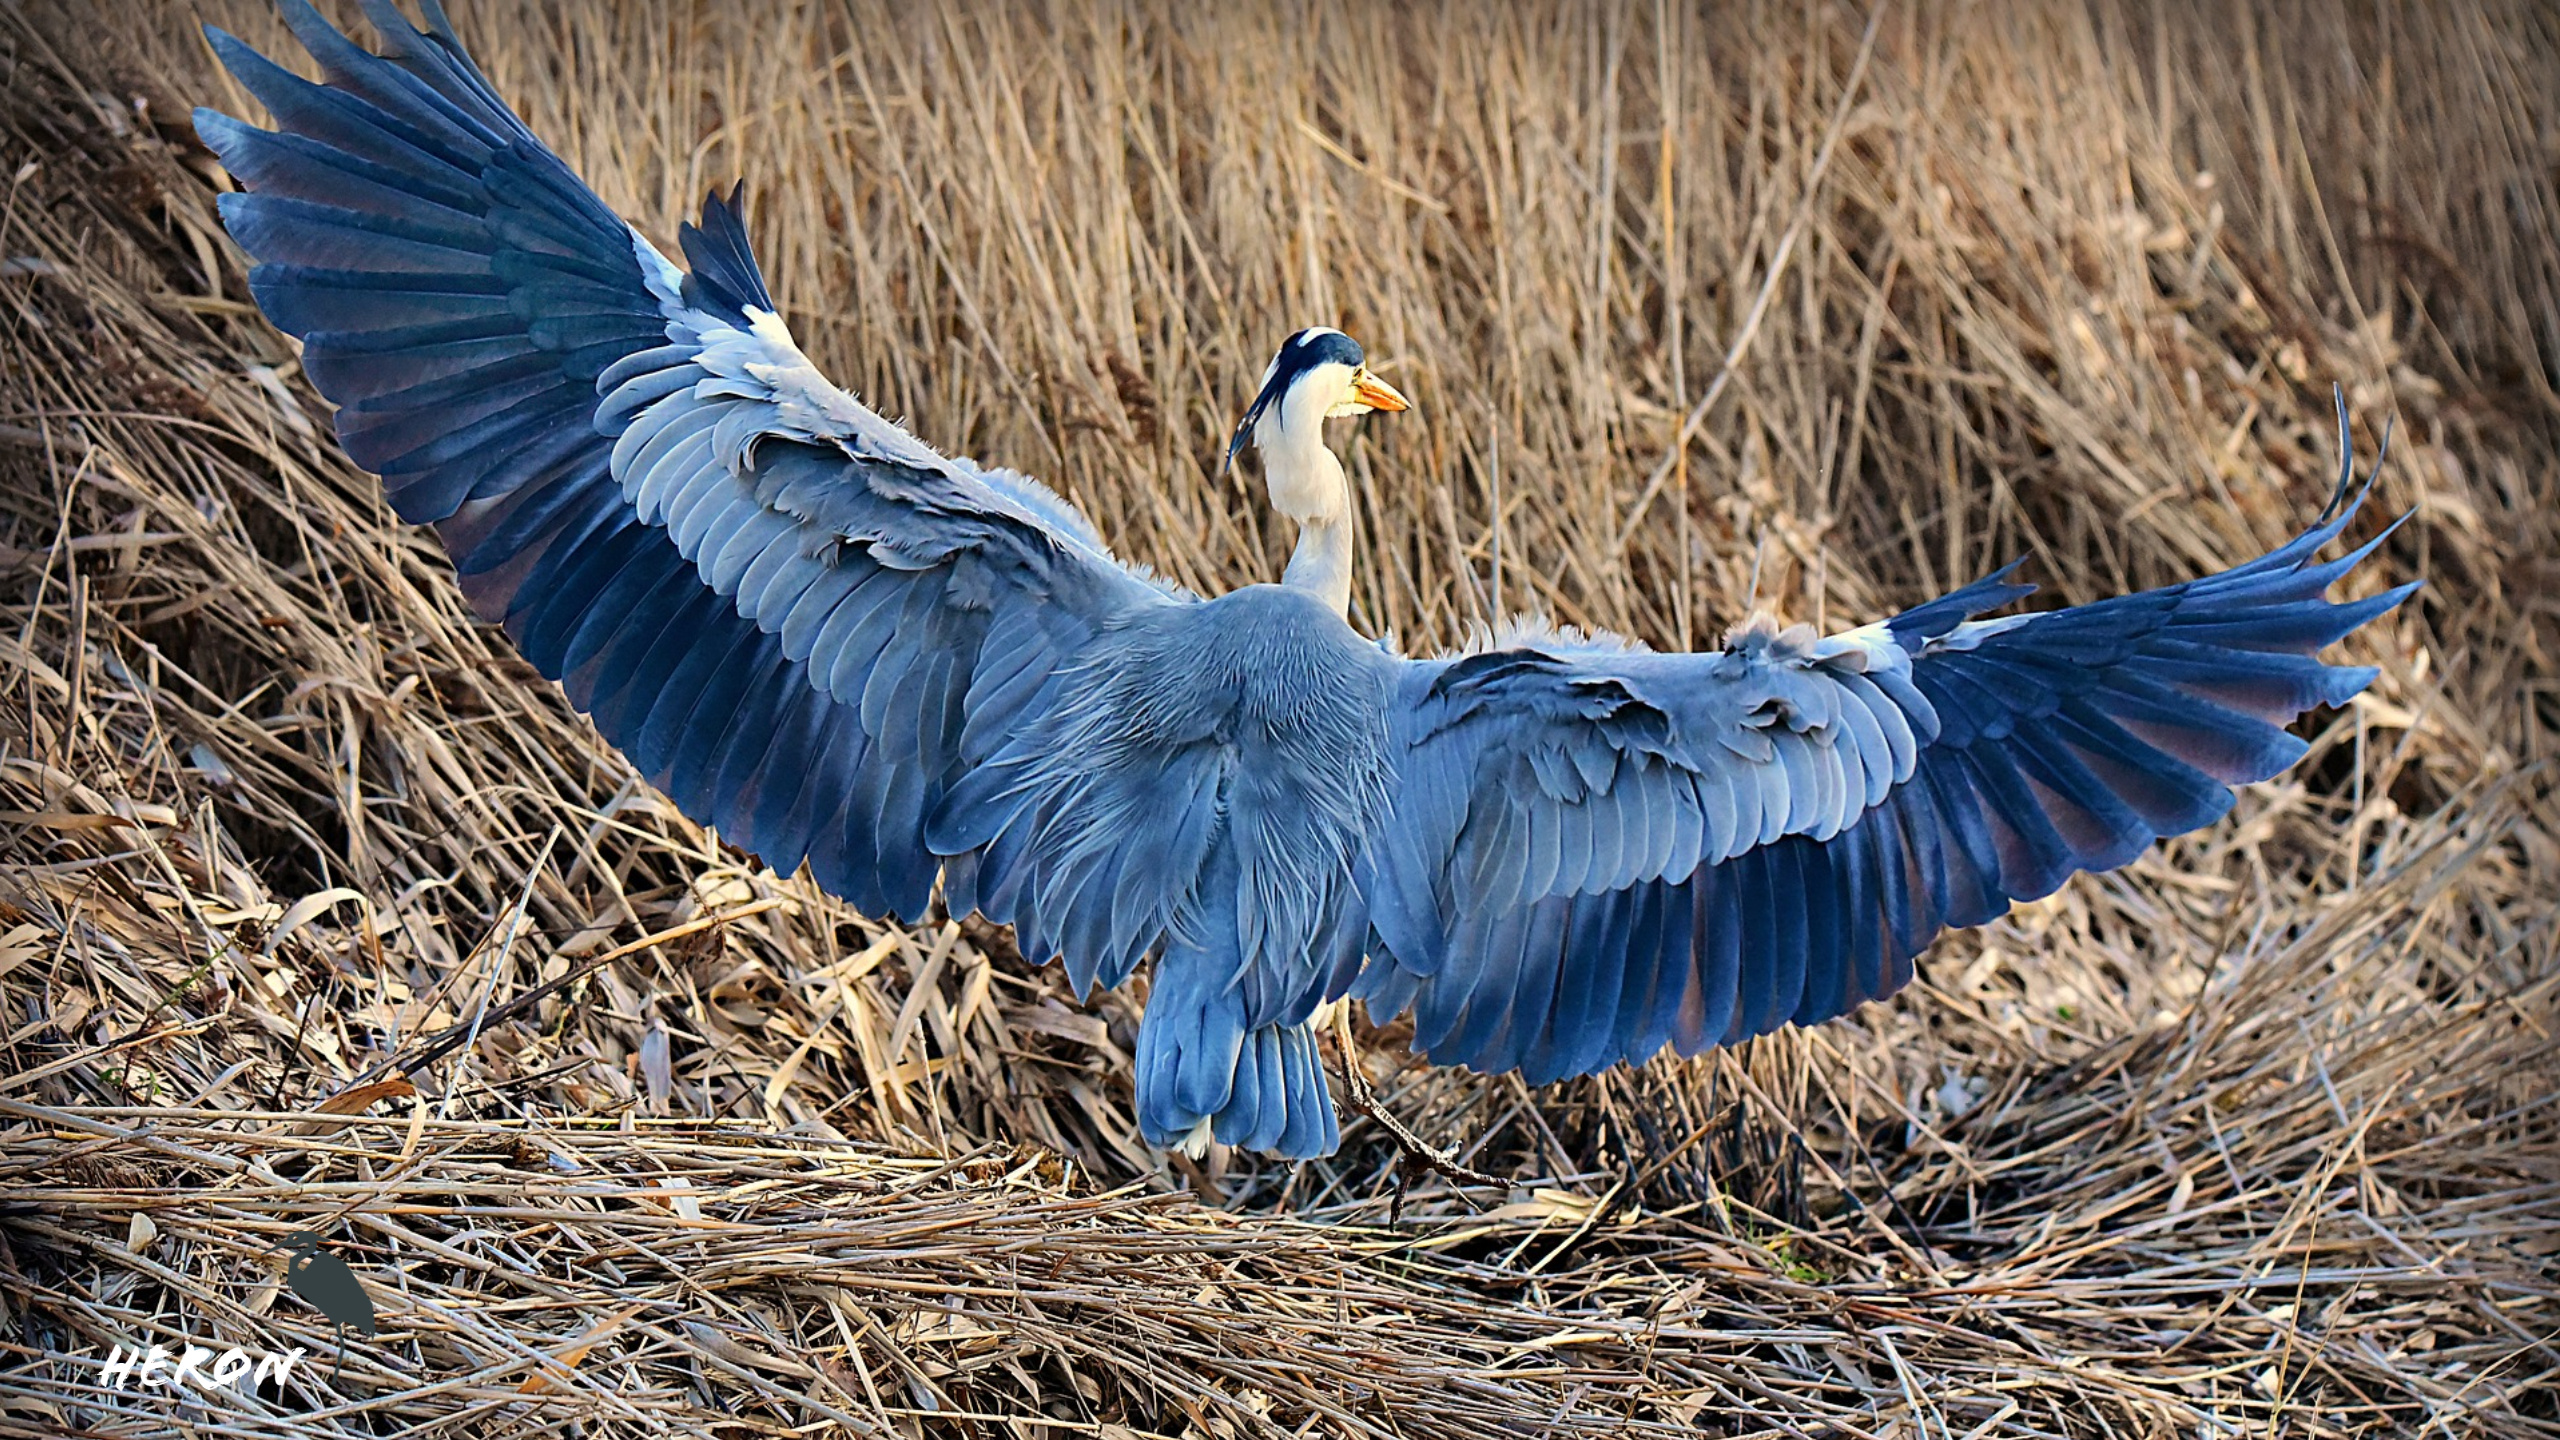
2,1,2555,1435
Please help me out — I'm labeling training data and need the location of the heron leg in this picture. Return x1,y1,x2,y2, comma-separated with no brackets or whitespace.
1325,1005,1504,1212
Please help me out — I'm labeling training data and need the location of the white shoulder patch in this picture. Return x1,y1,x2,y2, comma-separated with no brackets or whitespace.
1809,619,1909,674
1924,613,2034,655
686,305,948,471
627,226,687,311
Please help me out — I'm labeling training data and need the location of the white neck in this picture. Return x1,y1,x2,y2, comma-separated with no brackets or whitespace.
1258,391,1355,617
1283,514,1353,617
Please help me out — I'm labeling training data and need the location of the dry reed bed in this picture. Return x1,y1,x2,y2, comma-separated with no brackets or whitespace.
0,0,2554,1435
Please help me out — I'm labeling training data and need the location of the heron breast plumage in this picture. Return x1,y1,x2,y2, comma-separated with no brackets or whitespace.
942,584,1396,995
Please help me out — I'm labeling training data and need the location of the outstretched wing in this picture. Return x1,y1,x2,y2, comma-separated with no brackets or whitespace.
1350,433,2415,1085
198,0,1178,920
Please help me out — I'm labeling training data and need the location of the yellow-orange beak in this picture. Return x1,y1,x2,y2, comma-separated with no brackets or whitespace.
1350,370,1410,413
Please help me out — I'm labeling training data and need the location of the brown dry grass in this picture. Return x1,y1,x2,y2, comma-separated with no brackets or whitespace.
1,0,2555,1435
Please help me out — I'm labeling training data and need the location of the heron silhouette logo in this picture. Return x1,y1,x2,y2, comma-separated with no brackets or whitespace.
276,1233,375,1380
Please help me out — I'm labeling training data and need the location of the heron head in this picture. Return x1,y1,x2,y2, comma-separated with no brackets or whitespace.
276,1231,325,1255
1222,328,1409,482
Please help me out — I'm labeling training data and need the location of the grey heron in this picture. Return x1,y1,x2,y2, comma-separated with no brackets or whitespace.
198,1,2414,1162
275,1232,374,1381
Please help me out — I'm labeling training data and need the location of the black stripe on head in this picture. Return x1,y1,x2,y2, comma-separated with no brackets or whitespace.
1224,328,1365,477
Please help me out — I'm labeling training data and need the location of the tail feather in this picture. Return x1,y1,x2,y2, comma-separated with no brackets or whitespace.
1136,943,1339,1160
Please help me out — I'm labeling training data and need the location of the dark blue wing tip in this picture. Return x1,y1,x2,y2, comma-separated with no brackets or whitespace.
274,0,363,56
190,104,238,148
2314,382,2396,528
2373,578,2425,614
2268,387,2399,574
412,0,467,46
677,180,774,322
201,23,261,73
1886,558,2039,644
355,0,430,43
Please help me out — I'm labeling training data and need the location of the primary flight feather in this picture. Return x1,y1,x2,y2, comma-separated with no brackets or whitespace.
200,0,2414,1160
